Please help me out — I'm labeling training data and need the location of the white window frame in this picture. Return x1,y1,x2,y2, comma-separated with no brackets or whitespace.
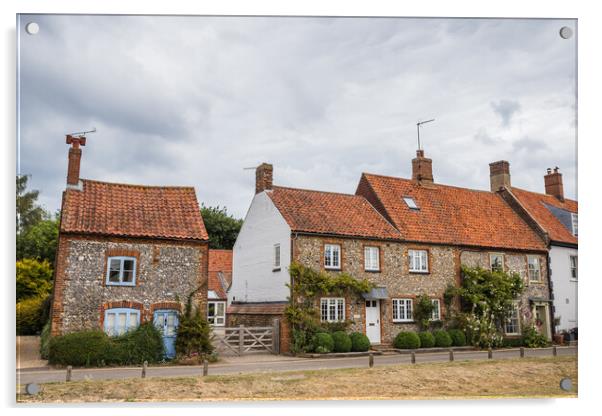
273,243,281,270
490,253,504,273
408,249,428,273
392,298,413,322
324,244,341,270
104,308,140,336
504,302,521,336
364,246,380,271
320,297,345,322
431,299,441,321
403,196,419,210
527,255,541,282
569,255,578,281
106,256,137,286
571,213,578,236
207,301,226,326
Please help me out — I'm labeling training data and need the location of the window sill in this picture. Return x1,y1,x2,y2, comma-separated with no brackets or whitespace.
528,280,543,284
392,320,415,324
570,279,578,282
409,270,429,274
365,269,381,273
106,282,136,287
324,267,341,271
272,267,281,272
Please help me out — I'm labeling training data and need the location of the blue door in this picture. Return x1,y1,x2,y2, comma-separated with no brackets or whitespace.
153,310,179,359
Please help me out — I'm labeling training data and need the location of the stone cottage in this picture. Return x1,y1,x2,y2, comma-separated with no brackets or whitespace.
230,151,550,347
50,135,209,358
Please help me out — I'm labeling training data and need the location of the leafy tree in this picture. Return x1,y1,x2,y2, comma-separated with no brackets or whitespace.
200,205,243,249
175,292,213,360
17,216,59,264
16,258,53,302
447,265,524,348
16,175,46,234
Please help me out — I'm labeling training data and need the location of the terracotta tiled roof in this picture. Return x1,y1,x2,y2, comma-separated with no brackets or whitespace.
208,249,232,299
227,302,288,315
267,186,401,240
510,187,578,245
356,173,547,251
60,179,208,240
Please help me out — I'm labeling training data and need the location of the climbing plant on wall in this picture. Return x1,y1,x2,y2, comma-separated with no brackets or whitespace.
284,262,374,354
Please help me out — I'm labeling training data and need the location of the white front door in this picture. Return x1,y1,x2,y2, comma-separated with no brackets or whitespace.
365,300,381,344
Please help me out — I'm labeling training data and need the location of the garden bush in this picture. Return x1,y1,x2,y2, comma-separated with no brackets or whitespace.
312,332,335,353
393,331,421,349
448,329,467,347
522,326,550,348
433,330,453,348
502,337,524,348
349,332,370,352
16,295,48,335
418,331,435,348
175,294,213,359
48,323,165,367
331,331,352,353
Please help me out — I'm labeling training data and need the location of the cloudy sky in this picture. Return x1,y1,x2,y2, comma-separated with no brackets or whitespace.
18,15,577,219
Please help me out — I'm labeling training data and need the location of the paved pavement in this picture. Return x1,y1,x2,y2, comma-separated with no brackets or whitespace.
16,346,576,385
16,336,48,369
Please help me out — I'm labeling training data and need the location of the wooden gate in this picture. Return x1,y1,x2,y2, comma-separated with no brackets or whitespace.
211,322,280,355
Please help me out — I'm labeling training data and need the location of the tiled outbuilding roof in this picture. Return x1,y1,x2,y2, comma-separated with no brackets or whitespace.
208,249,232,299
510,187,578,245
60,179,208,241
267,186,401,240
356,173,547,251
227,302,288,315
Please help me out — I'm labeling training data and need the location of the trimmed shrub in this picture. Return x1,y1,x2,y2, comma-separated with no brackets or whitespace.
502,337,524,348
48,330,111,367
48,323,165,367
393,331,421,349
331,331,352,353
448,329,467,347
434,330,453,348
312,332,334,353
39,320,51,360
418,332,435,348
349,332,370,352
16,295,48,335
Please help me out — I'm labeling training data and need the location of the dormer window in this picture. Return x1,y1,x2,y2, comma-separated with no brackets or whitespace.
571,213,578,236
403,196,419,210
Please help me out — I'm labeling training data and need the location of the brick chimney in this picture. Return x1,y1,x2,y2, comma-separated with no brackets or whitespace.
255,162,273,194
489,160,511,191
66,135,86,187
411,150,434,184
544,167,564,201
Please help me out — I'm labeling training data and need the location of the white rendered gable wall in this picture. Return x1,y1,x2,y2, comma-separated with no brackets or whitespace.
549,245,578,331
229,192,291,304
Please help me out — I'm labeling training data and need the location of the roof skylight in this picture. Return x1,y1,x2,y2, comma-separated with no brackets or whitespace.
403,197,419,210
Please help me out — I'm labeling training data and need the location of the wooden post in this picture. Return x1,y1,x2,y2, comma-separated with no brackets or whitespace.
66,366,72,382
142,361,147,378
203,359,209,376
369,352,374,368
520,347,525,358
238,324,244,355
488,348,493,359
553,346,558,357
449,348,454,362
411,351,416,364
272,319,280,355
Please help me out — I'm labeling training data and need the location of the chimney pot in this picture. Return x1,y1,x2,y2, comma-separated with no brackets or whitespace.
255,163,273,194
489,160,511,192
544,166,564,201
411,149,433,184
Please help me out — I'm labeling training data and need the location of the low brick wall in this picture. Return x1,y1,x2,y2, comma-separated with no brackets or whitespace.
227,309,290,354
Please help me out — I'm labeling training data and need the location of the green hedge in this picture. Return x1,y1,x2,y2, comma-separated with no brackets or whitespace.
48,323,164,367
17,296,48,335
448,329,467,347
312,332,335,353
349,332,370,352
418,332,435,348
331,331,352,353
433,330,453,348
394,331,421,349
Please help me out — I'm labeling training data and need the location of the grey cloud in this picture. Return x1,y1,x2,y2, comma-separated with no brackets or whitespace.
491,99,521,127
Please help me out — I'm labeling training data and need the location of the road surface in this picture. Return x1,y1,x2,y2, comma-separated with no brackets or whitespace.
16,346,576,385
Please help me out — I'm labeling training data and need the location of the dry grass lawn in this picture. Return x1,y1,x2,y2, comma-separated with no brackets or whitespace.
18,356,577,403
